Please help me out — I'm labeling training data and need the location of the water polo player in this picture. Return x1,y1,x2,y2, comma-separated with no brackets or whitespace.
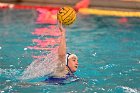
44,21,79,84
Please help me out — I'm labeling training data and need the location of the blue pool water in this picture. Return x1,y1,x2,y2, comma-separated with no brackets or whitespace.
0,9,140,93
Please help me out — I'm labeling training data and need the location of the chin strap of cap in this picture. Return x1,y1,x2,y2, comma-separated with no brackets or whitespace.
66,53,73,73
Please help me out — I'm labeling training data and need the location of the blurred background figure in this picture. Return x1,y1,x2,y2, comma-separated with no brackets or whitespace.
36,8,57,24
74,0,90,11
118,17,128,24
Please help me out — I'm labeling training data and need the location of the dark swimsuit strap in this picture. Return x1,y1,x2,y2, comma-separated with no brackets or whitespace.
66,66,73,75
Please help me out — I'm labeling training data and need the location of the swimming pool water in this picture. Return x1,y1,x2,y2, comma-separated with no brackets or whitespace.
0,9,140,93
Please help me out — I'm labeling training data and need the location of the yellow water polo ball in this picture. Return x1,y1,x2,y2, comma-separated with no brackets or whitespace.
57,6,76,25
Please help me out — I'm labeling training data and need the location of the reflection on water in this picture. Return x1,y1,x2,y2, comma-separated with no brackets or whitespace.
21,10,62,79
36,8,57,24
0,9,140,93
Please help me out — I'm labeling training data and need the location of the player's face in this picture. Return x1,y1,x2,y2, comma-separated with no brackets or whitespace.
68,57,78,73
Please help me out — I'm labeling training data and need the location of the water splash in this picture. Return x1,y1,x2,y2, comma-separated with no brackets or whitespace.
32,38,60,48
18,8,64,80
20,50,61,80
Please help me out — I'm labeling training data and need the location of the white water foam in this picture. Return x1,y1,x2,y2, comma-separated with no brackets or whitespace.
118,86,139,93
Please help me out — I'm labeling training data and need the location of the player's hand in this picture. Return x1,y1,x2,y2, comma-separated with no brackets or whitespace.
58,21,65,32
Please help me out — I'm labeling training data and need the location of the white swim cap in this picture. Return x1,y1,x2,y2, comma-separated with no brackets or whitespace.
68,54,78,60
65,53,78,66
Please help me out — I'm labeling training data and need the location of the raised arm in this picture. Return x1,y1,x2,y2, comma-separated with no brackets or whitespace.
58,22,66,63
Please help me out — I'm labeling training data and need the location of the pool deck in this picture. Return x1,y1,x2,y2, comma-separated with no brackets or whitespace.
0,0,140,11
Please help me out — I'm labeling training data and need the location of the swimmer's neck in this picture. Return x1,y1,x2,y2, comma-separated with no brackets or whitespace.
65,66,73,75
